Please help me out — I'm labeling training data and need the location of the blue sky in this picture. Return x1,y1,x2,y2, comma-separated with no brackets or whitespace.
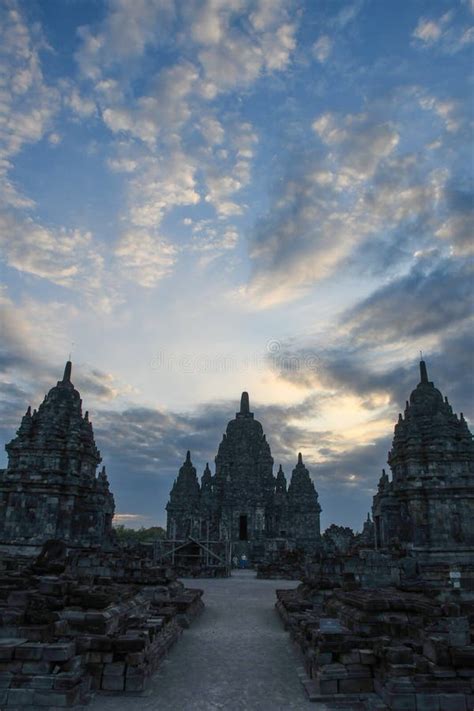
0,0,473,531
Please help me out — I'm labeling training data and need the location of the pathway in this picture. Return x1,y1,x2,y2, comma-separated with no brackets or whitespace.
90,570,315,710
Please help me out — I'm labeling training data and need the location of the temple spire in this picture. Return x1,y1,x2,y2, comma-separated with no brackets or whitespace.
419,359,428,384
240,391,250,415
297,452,303,465
62,360,72,383
186,450,191,463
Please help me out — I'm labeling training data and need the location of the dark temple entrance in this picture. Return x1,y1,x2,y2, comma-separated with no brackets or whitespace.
239,515,248,541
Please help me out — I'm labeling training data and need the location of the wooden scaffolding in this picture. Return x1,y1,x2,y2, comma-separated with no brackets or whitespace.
153,536,232,575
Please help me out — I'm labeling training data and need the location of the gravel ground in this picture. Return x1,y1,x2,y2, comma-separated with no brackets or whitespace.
89,570,316,711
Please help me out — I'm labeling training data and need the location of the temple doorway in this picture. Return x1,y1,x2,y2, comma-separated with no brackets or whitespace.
239,515,248,541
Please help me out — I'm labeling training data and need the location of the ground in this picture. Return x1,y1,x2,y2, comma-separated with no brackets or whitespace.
89,569,315,710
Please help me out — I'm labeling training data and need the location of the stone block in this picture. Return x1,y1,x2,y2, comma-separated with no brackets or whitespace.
317,651,333,665
319,679,337,694
439,694,467,711
53,671,83,690
126,652,145,665
382,689,416,711
101,674,125,691
0,661,22,673
452,647,474,668
126,664,146,678
114,635,147,652
416,693,440,711
386,646,414,665
319,662,347,680
7,591,32,607
33,686,81,707
22,675,54,689
0,639,27,661
21,660,52,674
338,677,373,693
14,642,44,660
43,641,75,662
75,635,92,653
104,661,125,676
62,654,83,672
86,651,101,664
449,632,470,647
0,672,12,688
125,674,147,692
424,638,452,666
7,688,34,706
340,651,361,664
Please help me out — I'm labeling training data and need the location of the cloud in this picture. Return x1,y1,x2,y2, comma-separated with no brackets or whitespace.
412,10,473,53
266,252,474,423
101,61,199,146
192,0,297,92
62,84,97,119
76,0,176,79
71,0,296,291
244,110,401,306
343,256,474,345
189,221,239,266
312,111,399,180
0,212,120,311
312,35,333,63
315,435,390,530
413,17,445,44
128,151,201,227
330,0,365,29
435,186,474,255
114,231,177,287
244,77,471,308
419,95,460,133
0,1,59,208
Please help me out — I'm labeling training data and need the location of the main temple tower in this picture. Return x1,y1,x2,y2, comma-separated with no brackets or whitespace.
165,392,322,562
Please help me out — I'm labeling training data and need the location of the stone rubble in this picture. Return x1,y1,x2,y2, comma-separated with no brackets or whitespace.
277,582,474,710
0,544,204,707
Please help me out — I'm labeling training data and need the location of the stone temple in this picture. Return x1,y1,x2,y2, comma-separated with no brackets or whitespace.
166,392,321,561
372,359,474,564
0,361,115,554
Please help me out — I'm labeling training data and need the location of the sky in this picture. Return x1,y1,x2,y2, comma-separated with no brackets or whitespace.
0,0,473,532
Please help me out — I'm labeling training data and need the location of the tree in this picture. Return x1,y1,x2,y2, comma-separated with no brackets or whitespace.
114,525,166,544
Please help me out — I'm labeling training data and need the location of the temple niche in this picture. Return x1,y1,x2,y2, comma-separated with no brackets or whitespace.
0,362,115,554
166,392,321,561
373,359,474,562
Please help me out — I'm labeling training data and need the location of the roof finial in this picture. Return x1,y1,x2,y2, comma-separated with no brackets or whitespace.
62,360,72,383
298,452,303,465
240,391,250,415
419,357,428,384
186,450,191,463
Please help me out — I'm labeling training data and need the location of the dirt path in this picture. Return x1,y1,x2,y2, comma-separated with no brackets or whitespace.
89,570,315,710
